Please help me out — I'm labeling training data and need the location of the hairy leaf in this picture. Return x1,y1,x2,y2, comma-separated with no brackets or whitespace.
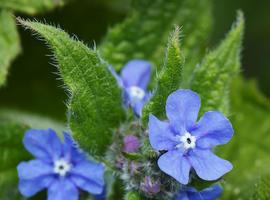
19,19,126,157
0,10,20,87
191,12,244,116
0,0,64,15
142,27,183,122
100,0,212,72
218,78,270,199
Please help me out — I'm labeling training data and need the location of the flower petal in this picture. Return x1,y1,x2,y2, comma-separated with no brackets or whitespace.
133,91,152,116
23,129,62,162
174,185,222,200
17,160,53,180
70,161,105,194
166,90,201,134
108,65,123,87
121,60,151,89
62,132,86,164
149,114,178,151
133,100,145,117
192,111,234,148
199,185,223,200
173,191,189,200
18,176,54,197
158,150,191,184
189,149,232,181
48,178,78,200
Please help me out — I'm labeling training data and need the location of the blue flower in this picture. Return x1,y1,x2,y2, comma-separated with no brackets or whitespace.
149,89,233,184
110,60,152,116
17,129,105,200
173,185,222,200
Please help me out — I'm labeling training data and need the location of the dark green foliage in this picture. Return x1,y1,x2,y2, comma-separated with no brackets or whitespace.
0,0,64,15
0,0,66,87
142,27,183,122
100,0,212,72
218,78,270,199
191,12,244,116
253,176,270,200
0,10,20,87
19,20,126,157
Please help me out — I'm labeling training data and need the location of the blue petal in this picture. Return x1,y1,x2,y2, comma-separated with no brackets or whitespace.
173,191,189,200
199,185,223,200
192,111,234,148
23,129,62,162
133,100,145,117
70,161,105,194
189,149,233,181
121,60,151,89
18,176,54,197
166,90,201,134
133,91,152,116
62,132,86,164
48,178,78,200
108,65,124,87
17,160,53,180
174,185,222,200
149,114,178,151
157,149,191,184
17,160,54,197
93,186,106,200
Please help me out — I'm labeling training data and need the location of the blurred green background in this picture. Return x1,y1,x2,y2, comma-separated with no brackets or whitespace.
0,0,269,122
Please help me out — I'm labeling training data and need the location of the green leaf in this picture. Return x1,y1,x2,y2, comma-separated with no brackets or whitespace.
0,10,20,87
253,176,270,200
19,19,126,157
0,0,64,15
100,0,212,72
218,78,270,199
142,27,183,122
191,12,244,116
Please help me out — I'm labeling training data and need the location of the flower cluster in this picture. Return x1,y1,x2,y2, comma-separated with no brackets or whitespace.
17,60,234,200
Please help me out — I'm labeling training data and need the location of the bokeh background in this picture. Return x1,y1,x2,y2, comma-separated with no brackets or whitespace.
0,0,269,122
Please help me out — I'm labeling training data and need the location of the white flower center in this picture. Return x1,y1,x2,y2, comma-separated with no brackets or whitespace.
53,159,72,177
176,132,196,150
127,86,145,104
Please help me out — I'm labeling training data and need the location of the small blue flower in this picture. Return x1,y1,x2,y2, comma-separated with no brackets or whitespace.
149,89,233,184
17,129,105,200
173,185,222,200
110,60,152,116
